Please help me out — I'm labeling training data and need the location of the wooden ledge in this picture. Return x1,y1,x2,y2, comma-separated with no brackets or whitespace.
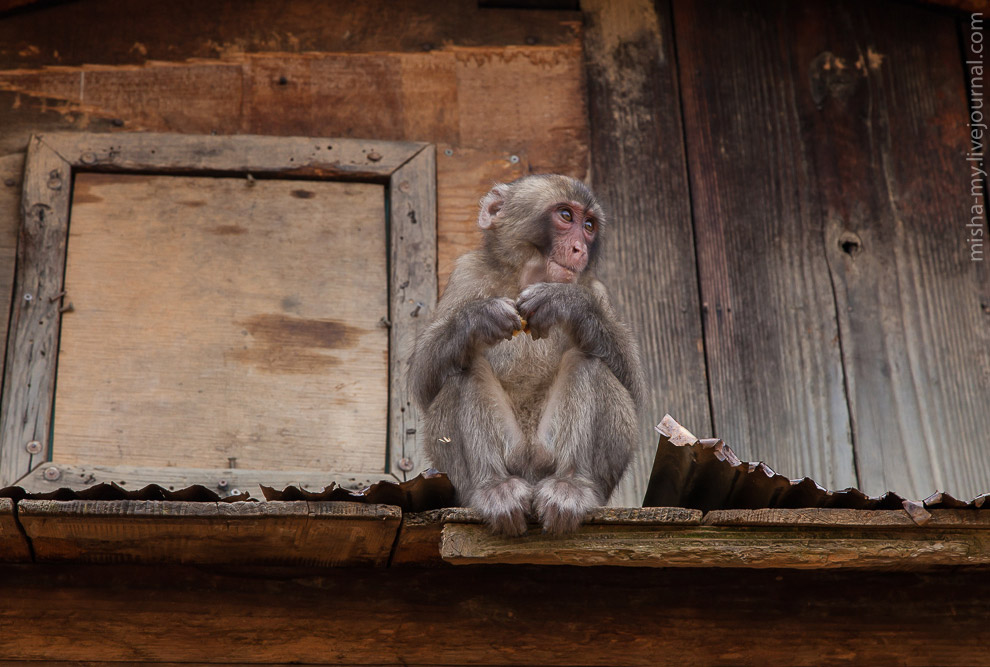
17,499,400,566
439,507,990,569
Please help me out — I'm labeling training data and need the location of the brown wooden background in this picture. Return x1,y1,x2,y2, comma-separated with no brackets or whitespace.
0,0,986,505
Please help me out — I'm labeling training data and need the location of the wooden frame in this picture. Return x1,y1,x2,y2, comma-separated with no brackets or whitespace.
0,132,437,493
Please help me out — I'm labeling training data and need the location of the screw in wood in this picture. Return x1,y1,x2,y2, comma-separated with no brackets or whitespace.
398,457,415,472
43,466,61,481
25,440,43,454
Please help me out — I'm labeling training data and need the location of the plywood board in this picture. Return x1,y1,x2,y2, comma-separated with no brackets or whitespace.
52,173,388,473
18,499,400,566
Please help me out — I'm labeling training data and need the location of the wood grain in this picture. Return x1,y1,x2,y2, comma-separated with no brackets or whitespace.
583,0,711,507
1,564,990,665
704,508,990,528
674,0,856,490
52,173,388,473
0,0,580,69
0,153,22,401
389,147,437,479
792,2,990,499
0,46,590,287
18,499,400,566
393,506,703,565
0,136,70,486
0,497,30,561
441,521,990,568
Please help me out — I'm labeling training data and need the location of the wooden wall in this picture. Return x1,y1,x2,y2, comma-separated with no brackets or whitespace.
0,0,987,504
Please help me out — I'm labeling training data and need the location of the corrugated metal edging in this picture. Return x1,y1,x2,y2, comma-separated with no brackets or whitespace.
644,414,990,516
0,469,456,512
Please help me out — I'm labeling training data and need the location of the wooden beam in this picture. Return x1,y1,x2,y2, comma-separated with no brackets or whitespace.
0,153,22,411
582,0,711,507
41,132,427,180
1,563,989,664
441,508,990,568
388,146,437,480
0,497,31,561
0,136,70,486
18,499,400,566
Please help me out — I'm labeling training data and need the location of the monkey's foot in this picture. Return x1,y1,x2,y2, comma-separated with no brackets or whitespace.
533,476,597,535
471,477,533,537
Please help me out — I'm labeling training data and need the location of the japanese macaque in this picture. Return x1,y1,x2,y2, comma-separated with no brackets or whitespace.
409,175,644,535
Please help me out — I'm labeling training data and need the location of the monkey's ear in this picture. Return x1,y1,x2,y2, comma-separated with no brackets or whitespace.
478,183,510,230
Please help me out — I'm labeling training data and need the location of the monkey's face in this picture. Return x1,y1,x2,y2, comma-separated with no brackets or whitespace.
544,201,598,283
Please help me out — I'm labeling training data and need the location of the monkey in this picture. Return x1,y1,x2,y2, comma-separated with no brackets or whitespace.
409,174,644,535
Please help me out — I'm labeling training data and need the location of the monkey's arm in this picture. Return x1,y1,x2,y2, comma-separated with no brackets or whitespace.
410,295,522,409
516,281,645,406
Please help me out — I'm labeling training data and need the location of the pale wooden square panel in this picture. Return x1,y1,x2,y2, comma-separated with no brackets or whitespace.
52,173,388,472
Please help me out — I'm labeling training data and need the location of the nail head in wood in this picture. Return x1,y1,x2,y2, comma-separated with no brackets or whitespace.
398,458,415,472
43,466,61,481
25,441,43,454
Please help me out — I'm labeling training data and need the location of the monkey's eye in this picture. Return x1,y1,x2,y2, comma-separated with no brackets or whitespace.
584,218,596,233
558,208,573,222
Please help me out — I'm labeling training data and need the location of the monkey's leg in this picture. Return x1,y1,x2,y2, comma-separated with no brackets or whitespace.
424,358,533,536
534,349,637,534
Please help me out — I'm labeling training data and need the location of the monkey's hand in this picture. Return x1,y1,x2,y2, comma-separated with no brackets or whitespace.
466,297,523,348
515,283,594,341
469,476,533,536
533,475,598,535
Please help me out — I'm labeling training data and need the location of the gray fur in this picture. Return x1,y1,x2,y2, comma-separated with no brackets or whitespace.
409,175,644,535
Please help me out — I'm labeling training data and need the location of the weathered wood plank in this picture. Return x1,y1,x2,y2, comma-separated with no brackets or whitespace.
389,147,437,479
441,521,990,568
583,0,711,507
0,153,22,399
0,46,589,286
673,0,856,490
393,506,701,565
42,132,425,179
52,173,389,474
704,508,990,528
0,497,31,561
2,564,990,665
0,0,580,69
0,136,70,486
791,2,990,499
17,463,395,498
18,499,400,566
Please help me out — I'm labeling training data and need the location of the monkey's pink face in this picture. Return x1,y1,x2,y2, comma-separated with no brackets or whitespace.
546,201,598,283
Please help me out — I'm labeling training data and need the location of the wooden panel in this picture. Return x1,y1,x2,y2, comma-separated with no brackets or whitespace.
791,2,990,499
0,497,30,561
0,0,580,69
0,153,22,394
2,565,990,665
0,46,590,287
442,521,990,568
53,173,388,472
18,500,400,566
0,137,70,486
674,0,857,489
583,0,711,507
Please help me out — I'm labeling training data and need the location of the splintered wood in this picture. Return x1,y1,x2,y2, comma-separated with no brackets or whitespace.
52,173,388,472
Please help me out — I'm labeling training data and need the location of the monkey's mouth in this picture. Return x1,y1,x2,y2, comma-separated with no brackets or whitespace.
547,260,581,283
